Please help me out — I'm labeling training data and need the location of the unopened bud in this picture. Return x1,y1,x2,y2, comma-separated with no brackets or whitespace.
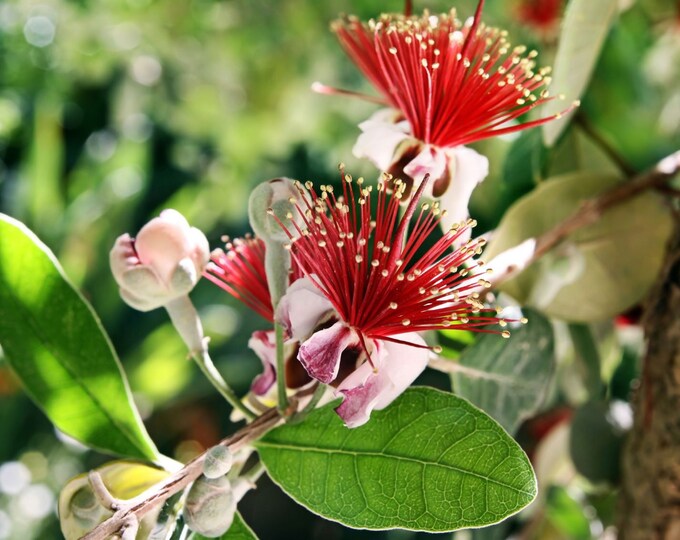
110,209,210,312
184,475,236,538
248,178,306,307
203,446,233,480
248,178,303,244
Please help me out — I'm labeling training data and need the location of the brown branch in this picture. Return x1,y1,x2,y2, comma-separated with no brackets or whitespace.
494,150,680,285
80,406,283,540
575,112,637,178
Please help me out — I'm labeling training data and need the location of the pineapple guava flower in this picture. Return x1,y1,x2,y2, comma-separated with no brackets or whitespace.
110,209,210,352
318,0,574,230
273,170,512,427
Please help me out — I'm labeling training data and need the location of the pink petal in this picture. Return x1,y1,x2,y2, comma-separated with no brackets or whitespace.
335,333,429,428
248,330,277,395
298,322,358,384
403,145,448,189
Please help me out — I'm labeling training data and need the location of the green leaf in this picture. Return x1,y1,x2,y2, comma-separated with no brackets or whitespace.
190,512,258,540
545,486,592,540
438,328,476,360
542,0,618,146
0,213,158,459
451,309,555,434
568,323,604,399
569,400,626,484
483,172,673,322
256,387,536,532
502,129,547,198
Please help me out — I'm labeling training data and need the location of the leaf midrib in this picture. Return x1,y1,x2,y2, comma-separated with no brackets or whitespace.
257,441,535,497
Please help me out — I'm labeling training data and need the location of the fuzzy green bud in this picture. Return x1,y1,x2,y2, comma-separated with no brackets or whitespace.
184,475,236,538
203,446,233,480
248,177,301,244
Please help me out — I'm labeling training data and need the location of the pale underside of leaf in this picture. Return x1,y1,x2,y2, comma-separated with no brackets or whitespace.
542,0,619,146
451,309,555,434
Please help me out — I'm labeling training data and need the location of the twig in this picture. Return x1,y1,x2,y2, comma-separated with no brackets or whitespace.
493,150,680,286
80,406,283,540
575,112,637,178
191,348,256,421
533,150,680,260
87,471,118,510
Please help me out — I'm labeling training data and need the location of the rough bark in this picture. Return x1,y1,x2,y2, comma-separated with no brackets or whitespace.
618,214,680,539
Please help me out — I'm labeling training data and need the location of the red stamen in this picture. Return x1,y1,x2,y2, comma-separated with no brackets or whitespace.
205,236,301,322
331,1,574,148
274,171,509,350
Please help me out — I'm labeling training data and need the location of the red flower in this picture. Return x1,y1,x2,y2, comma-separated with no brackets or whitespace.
276,170,507,351
331,0,571,149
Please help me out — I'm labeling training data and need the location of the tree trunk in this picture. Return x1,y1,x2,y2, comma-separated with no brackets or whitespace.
618,215,680,539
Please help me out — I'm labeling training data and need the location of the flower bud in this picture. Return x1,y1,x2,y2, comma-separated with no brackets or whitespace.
203,446,233,480
184,475,236,538
110,209,210,311
248,178,302,244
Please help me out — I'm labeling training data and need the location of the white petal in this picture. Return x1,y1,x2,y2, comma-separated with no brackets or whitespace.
484,238,537,288
438,146,489,237
353,109,413,171
276,276,334,340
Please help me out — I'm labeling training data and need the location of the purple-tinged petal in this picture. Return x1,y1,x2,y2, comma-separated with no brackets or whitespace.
403,145,448,190
298,322,358,384
335,333,429,428
248,330,278,396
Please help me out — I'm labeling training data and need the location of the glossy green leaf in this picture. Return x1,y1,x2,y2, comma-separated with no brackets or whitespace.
190,512,258,540
451,309,555,434
483,172,673,322
0,213,158,459
542,0,618,146
256,387,536,532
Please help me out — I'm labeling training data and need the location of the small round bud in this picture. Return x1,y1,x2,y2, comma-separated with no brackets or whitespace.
248,178,304,244
203,446,233,480
110,209,210,312
184,475,236,538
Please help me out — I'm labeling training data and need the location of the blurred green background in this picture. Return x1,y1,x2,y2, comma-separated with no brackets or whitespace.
0,0,678,538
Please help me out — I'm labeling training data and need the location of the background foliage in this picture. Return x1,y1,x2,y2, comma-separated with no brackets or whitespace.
0,0,678,538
